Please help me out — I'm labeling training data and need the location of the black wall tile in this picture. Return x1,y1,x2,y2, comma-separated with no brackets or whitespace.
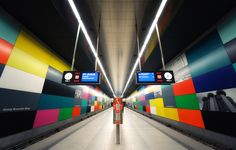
42,79,75,98
46,66,63,83
202,111,236,137
0,111,36,138
225,38,236,63
0,88,40,112
0,64,4,78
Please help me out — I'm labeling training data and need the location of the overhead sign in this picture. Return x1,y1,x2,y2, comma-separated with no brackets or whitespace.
62,71,101,85
136,71,175,84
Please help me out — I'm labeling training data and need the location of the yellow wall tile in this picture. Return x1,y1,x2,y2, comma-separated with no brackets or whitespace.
14,30,71,73
149,98,164,108
144,34,157,61
156,107,165,117
164,108,179,121
14,31,52,64
7,47,48,78
149,99,157,106
50,55,70,73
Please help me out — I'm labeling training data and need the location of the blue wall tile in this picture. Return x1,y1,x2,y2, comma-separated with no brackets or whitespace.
161,85,176,107
193,65,236,93
145,92,155,100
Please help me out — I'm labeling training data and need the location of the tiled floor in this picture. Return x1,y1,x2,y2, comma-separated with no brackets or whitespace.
25,108,213,150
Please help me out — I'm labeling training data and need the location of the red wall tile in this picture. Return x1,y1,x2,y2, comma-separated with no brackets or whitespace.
173,78,196,96
72,106,81,117
0,38,14,64
146,106,150,113
178,109,205,128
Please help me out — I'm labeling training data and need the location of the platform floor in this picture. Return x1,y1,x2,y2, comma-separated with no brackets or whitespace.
25,108,213,150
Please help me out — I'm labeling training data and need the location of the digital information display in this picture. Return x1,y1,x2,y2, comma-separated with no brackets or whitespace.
137,72,155,82
62,71,101,85
136,71,175,84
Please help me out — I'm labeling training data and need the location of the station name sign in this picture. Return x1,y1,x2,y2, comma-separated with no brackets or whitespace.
136,71,175,84
62,71,101,85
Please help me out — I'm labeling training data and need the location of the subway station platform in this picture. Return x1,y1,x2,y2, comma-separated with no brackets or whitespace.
1,1,236,149
25,108,212,150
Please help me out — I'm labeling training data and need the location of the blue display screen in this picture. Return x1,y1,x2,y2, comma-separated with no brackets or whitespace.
137,72,155,82
81,72,99,83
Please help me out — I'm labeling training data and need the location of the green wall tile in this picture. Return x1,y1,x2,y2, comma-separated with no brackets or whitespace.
81,99,88,106
0,9,21,44
59,108,72,121
39,94,74,109
138,105,143,111
233,63,236,72
175,94,200,110
81,106,87,114
186,30,231,77
217,9,236,44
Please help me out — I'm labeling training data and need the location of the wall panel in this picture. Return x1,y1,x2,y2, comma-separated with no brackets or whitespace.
173,78,196,96
178,109,204,128
38,94,74,109
0,38,14,64
156,107,165,117
149,98,164,108
146,106,150,113
59,108,72,121
161,85,176,107
33,109,59,128
14,31,52,65
150,106,157,115
0,9,21,44
193,65,236,93
7,47,48,78
164,108,179,121
186,30,231,77
0,88,40,112
46,66,63,83
42,79,75,98
224,37,236,63
217,8,236,44
0,64,4,77
72,106,81,117
175,94,200,110
145,92,155,100
202,111,236,137
0,66,45,93
0,111,36,138
50,54,70,73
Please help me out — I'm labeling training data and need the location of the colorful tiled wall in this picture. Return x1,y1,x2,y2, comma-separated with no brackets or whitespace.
126,8,236,137
0,9,111,138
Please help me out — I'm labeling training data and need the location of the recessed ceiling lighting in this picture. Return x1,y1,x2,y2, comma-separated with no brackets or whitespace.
121,0,168,97
68,0,116,97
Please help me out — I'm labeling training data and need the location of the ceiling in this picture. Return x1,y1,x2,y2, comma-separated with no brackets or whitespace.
86,0,159,96
1,0,236,97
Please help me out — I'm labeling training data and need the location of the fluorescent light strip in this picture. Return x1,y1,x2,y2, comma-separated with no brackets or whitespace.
68,0,116,97
121,0,168,97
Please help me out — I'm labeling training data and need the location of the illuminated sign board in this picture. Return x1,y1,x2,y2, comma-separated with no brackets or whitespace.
136,71,175,84
62,71,100,85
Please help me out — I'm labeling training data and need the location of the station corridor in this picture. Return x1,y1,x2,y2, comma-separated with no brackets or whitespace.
1,0,236,149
